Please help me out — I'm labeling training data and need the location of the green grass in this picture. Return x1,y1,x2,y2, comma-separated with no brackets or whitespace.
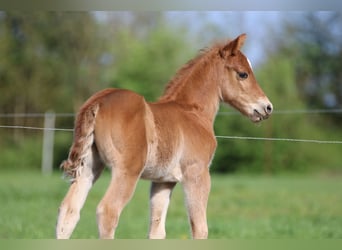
0,171,341,239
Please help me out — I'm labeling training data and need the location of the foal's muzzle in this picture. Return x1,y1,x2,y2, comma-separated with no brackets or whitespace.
250,102,273,123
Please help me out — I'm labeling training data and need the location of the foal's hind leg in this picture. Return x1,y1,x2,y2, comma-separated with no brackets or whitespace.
96,169,142,239
96,157,144,239
56,146,104,239
148,182,176,239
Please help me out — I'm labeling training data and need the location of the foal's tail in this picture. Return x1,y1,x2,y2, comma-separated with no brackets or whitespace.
60,102,100,181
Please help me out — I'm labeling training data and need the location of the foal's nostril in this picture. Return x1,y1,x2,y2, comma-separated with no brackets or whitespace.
266,104,273,114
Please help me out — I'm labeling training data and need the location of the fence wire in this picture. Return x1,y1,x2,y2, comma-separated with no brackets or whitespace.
219,108,342,116
0,125,73,132
1,125,342,144
1,109,342,144
0,113,75,118
216,135,342,144
1,109,342,118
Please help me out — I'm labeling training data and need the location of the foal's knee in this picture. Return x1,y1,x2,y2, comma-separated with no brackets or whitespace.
96,203,107,225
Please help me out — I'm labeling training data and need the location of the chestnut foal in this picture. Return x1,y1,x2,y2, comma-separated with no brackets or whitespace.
56,34,272,239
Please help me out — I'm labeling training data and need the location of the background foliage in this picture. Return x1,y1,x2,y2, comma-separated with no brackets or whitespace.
0,11,341,174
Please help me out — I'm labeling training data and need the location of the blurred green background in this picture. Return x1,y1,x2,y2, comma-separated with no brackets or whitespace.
0,11,341,174
0,11,341,239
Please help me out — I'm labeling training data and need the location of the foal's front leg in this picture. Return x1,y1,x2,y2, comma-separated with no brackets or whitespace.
182,168,211,239
148,182,176,239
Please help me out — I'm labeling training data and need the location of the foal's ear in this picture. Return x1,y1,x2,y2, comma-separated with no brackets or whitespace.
220,33,247,58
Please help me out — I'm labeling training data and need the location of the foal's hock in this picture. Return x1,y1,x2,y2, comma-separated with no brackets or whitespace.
56,34,273,239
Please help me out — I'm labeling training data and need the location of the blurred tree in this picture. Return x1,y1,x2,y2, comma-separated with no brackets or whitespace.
0,12,105,140
279,12,342,124
102,12,194,101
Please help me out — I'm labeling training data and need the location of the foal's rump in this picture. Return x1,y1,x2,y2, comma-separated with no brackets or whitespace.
61,88,149,179
94,89,149,173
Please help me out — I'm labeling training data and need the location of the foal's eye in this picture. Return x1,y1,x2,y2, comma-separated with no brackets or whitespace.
238,72,248,79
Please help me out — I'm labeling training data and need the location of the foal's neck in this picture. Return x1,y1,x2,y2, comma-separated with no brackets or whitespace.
159,54,221,124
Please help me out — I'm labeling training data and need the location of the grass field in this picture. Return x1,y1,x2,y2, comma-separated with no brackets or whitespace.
0,170,341,239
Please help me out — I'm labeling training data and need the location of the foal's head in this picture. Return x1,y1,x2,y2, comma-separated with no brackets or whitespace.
217,34,273,122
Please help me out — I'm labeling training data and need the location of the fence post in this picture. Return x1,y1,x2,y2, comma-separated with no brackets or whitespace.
42,111,55,175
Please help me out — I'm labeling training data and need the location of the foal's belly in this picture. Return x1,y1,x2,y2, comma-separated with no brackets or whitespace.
140,141,183,182
140,163,183,182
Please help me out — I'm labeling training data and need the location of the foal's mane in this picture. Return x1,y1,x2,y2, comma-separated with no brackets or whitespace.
159,43,223,102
